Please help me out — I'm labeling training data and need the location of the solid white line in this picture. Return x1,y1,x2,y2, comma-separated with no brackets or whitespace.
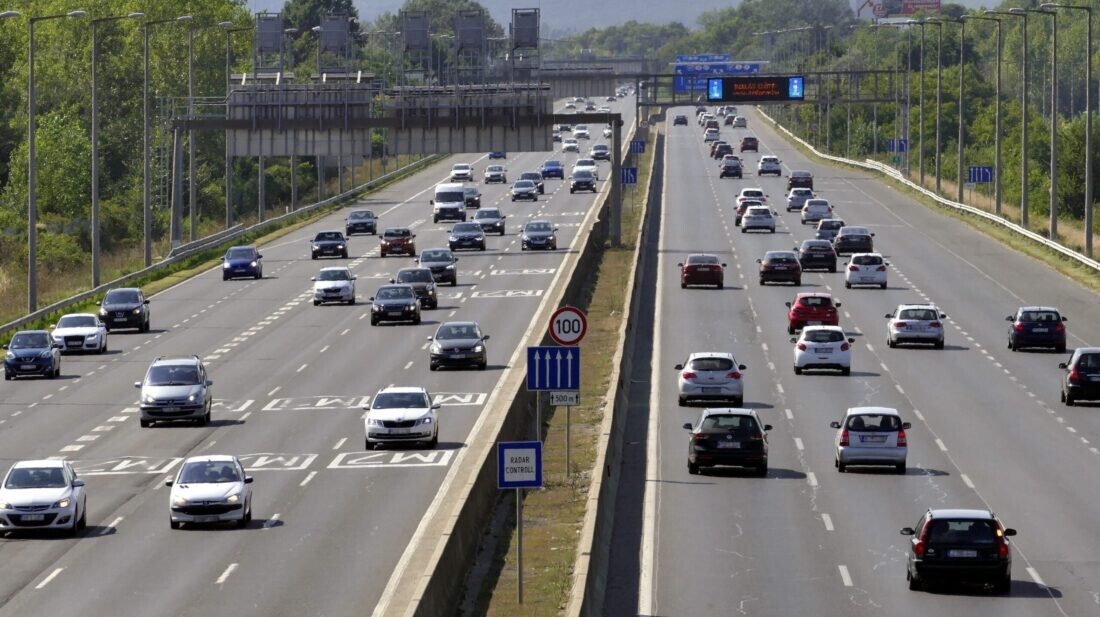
333,437,347,450
822,513,834,531
807,472,818,487
216,563,238,585
935,438,948,452
36,568,63,590
838,565,853,587
299,471,317,487
1027,567,1045,587
961,474,975,489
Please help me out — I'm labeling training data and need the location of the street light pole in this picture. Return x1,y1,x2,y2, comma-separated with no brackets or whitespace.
972,15,1003,216
220,23,250,230
999,8,1030,228
185,18,196,244
956,17,966,203
91,12,144,288
1030,8,1059,240
911,20,926,186
924,19,944,194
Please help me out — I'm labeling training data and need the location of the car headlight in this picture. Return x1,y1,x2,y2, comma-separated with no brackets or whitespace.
426,284,434,291
473,344,484,353
448,236,457,242
372,304,383,312
250,261,258,267
381,240,390,246
99,308,107,315
187,394,197,402
85,333,99,341
225,493,240,503
417,416,434,425
172,496,189,507
430,343,442,354
445,264,455,270
337,244,345,250
368,418,384,427
223,262,231,269
143,393,156,404
39,350,53,359
404,304,415,311
53,497,71,509
132,308,142,315
0,502,11,510
4,352,13,360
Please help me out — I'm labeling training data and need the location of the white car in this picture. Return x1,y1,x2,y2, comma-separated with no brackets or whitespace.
704,128,720,142
791,326,854,375
741,206,777,233
483,164,507,184
830,407,909,473
167,455,253,529
562,138,580,153
733,116,748,128
450,163,473,182
51,313,108,354
757,155,782,176
801,199,833,224
786,188,815,211
844,253,889,289
312,266,356,305
886,303,947,349
573,125,591,139
573,158,600,180
0,460,87,535
675,352,746,407
737,187,768,205
364,386,440,449
602,127,612,138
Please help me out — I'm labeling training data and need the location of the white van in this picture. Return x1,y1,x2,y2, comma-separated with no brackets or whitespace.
431,183,467,223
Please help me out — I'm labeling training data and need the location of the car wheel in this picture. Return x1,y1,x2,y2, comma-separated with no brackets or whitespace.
740,227,746,233
1060,389,1066,403
759,279,765,286
256,272,262,280
413,315,421,325
1056,344,1067,354
238,505,252,528
52,362,60,378
895,462,906,474
907,568,922,591
756,462,768,477
829,266,836,273
347,299,355,305
844,282,852,289
837,460,847,473
677,396,686,407
370,318,378,326
365,439,376,450
341,251,348,259
478,361,487,371
1066,392,1076,406
794,365,803,375
841,367,851,376
793,279,801,286
223,274,229,281
451,279,457,287
313,300,320,306
880,282,887,290
687,460,699,475
788,324,796,335
140,418,152,428
427,433,439,449
887,337,897,348
170,519,182,530
993,573,1011,595
717,282,723,289
934,340,944,350
311,255,317,260
77,503,87,530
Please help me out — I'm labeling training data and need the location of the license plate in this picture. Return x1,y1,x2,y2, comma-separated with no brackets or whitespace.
451,353,467,359
21,364,35,370
388,428,410,434
20,514,44,521
387,311,402,316
716,441,741,449
702,387,722,393
1032,328,1048,333
1089,375,1100,382
772,266,787,270
162,407,179,412
860,435,887,443
947,549,978,558
806,321,822,326
814,347,832,354
114,318,127,322
194,515,219,523
860,277,874,282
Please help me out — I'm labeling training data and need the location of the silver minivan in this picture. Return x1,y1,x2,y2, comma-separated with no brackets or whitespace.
831,406,910,473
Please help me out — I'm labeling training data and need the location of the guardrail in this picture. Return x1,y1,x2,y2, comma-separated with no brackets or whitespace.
0,155,441,337
756,108,1100,274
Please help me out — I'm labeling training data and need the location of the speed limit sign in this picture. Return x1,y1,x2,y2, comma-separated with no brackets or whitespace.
549,306,587,346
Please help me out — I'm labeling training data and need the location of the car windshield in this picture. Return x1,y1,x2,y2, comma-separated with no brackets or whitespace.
453,223,481,233
762,157,778,163
687,255,719,265
688,357,734,371
105,289,140,304
57,315,97,328
384,229,411,238
852,255,883,266
544,160,561,168
846,414,901,431
397,269,433,283
436,191,465,203
372,392,431,409
925,519,998,545
593,145,608,152
9,333,50,349
225,248,255,260
521,173,541,181
577,159,595,167
700,415,757,431
317,270,351,281
799,296,832,308
146,364,201,386
898,308,938,320
792,189,813,196
315,232,343,241
526,222,552,232
348,210,374,220
1076,353,1100,370
487,165,504,172
4,467,67,489
179,461,240,484
421,250,452,262
453,165,470,171
1019,310,1061,322
575,125,588,130
376,287,414,300
804,329,845,343
766,252,797,262
806,200,829,207
436,324,481,340
572,171,594,179
475,210,501,220
514,181,535,189
793,171,811,177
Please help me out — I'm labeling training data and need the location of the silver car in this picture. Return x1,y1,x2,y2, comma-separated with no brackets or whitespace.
886,303,947,349
312,266,357,305
801,199,833,224
741,206,777,233
0,460,87,535
167,455,253,529
815,218,846,241
831,407,910,473
136,355,213,427
786,188,814,211
675,352,746,407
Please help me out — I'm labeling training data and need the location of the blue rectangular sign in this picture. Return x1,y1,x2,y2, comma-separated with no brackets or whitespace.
621,167,638,186
887,139,908,153
674,62,762,93
629,140,646,154
968,166,994,184
676,54,731,63
498,441,543,489
526,346,580,391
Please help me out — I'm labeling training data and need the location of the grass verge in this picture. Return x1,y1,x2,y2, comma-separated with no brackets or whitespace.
469,125,655,616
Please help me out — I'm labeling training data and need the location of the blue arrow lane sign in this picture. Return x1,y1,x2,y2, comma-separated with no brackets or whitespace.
621,167,638,186
968,166,994,184
629,140,646,154
526,346,580,391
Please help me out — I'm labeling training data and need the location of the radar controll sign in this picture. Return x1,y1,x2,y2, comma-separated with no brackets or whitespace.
706,76,805,103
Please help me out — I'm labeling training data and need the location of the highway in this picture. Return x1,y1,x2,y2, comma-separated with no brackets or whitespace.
0,99,633,616
605,106,1100,616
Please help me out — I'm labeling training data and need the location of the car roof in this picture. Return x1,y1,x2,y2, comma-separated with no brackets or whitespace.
182,454,238,464
839,226,869,233
764,250,797,258
59,312,98,319
315,229,343,235
397,267,431,274
319,266,351,272
845,406,899,417
150,355,201,366
11,459,66,469
383,227,410,233
740,187,764,194
806,198,829,205
761,155,779,160
795,292,833,299
526,219,553,226
376,386,429,395
107,286,141,293
436,182,464,190
850,252,883,258
378,284,414,291
687,351,734,361
349,208,375,214
699,407,759,420
791,170,812,176
927,508,995,520
1017,306,1061,313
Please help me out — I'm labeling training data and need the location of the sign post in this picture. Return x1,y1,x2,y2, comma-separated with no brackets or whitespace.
545,306,587,470
498,441,544,604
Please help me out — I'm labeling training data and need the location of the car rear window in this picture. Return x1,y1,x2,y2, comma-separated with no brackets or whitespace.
898,308,937,320
799,296,833,308
925,519,997,545
746,207,770,216
804,330,844,343
766,252,798,262
687,255,719,265
852,255,883,265
846,414,901,431
839,227,870,236
1076,353,1100,369
701,415,757,431
1019,310,1061,322
689,357,735,371
819,220,844,230
801,241,832,251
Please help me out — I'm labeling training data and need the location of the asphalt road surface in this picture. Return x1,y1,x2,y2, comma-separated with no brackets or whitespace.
605,106,1100,617
0,99,633,616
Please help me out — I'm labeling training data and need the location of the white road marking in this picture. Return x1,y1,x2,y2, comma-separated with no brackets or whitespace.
333,438,347,450
807,472,818,487
76,435,99,442
1027,567,1045,587
268,386,281,396
35,568,63,590
92,425,114,432
895,384,905,394
319,345,330,354
961,474,975,489
239,412,252,421
107,416,127,422
794,437,804,451
297,363,308,373
404,361,414,370
299,471,317,487
776,383,784,394
101,516,124,535
935,438,948,452
60,445,84,452
216,563,238,585
785,408,793,420
340,328,351,336
822,513,834,531
838,565,853,587
263,513,281,529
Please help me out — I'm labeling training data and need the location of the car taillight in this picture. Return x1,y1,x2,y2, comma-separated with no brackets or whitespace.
682,371,696,380
1013,323,1025,332
797,343,807,351
876,265,887,272
692,433,708,442
1055,323,1065,333
914,537,926,557
749,431,764,441
929,321,942,328
727,371,742,379
839,429,850,447
1069,367,1081,382
840,342,850,351
996,527,1010,558
848,266,858,271
895,322,907,329
896,429,907,447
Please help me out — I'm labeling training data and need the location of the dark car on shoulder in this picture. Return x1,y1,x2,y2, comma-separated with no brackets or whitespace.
97,287,151,332
740,136,759,152
541,159,565,180
683,408,771,476
679,254,726,289
901,508,1016,594
417,249,458,286
796,239,838,272
463,187,482,209
757,251,802,286
311,230,348,259
787,170,814,190
674,114,689,126
832,226,875,256
1061,347,1100,405
719,156,743,179
519,171,545,194
1006,306,1067,352
369,284,421,326
391,267,438,310
345,209,378,235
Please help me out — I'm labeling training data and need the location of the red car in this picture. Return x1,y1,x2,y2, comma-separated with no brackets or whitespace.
740,136,759,152
679,254,726,289
380,227,416,257
785,292,841,334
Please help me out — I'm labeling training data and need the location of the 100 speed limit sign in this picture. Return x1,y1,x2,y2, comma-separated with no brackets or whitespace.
549,306,587,346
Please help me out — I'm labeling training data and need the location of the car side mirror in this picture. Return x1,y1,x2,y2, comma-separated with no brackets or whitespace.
848,338,855,343
431,404,442,410
0,345,6,350
870,233,875,237
885,314,893,319
351,276,357,280
310,277,317,281
763,424,773,431
674,363,684,370
133,381,142,388
143,300,150,305
835,302,842,307
368,297,375,302
902,422,912,430
721,263,727,267
72,479,85,488
900,527,915,536
677,262,684,267
843,262,849,266
885,262,891,266
790,337,798,343
206,380,214,387
482,335,491,341
454,257,459,261
244,476,254,484
738,364,746,370
1003,528,1017,537
257,254,262,259
682,422,693,430
830,421,842,429
164,480,173,487
756,259,763,264
940,313,948,319
50,323,57,329
1058,362,1068,369
554,227,559,231
785,302,792,308
53,342,63,349
1005,315,1014,321
389,278,396,284
1062,316,1069,322
429,199,434,205
412,234,416,238
426,336,434,341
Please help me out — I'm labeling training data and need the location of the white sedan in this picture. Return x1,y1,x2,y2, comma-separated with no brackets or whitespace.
740,206,777,233
562,138,580,153
0,460,87,535
167,456,252,528
573,125,591,139
364,386,440,449
51,313,108,353
791,326,854,375
844,253,889,289
312,267,357,305
573,158,600,180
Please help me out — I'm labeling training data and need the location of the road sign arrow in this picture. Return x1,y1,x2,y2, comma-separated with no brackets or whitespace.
565,349,574,388
533,350,541,389
555,350,563,388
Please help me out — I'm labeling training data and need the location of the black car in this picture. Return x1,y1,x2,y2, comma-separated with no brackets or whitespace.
569,170,598,194
97,287,150,332
1007,306,1068,352
712,144,734,159
796,240,838,272
683,409,770,475
901,508,1016,593
719,157,743,179
832,226,875,256
311,230,348,259
590,145,611,161
540,160,565,180
345,209,377,235
391,268,438,310
463,187,482,209
417,249,458,286
3,330,61,380
473,208,506,235
757,251,802,286
428,321,490,371
511,180,539,202
521,220,558,251
519,172,545,194
724,114,735,126
448,222,487,251
674,114,689,126
369,285,421,326
1061,347,1100,405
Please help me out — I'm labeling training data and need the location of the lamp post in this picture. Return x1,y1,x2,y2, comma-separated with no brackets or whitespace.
956,17,966,203
923,18,945,194
995,8,1030,228
91,12,144,288
1029,7,1059,240
23,10,88,312
220,22,250,230
909,19,926,186
284,27,299,209
144,15,190,267
970,14,1004,216
1042,2,1093,256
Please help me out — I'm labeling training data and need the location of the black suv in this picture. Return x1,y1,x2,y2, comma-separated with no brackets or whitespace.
673,114,689,126
901,509,1016,593
98,287,150,332
719,157,742,179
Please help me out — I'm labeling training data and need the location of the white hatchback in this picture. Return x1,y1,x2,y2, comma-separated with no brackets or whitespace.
364,386,440,449
0,460,87,535
786,188,815,211
675,352,746,407
167,455,253,528
741,206,777,233
704,128,720,142
791,326,854,375
830,407,909,473
573,124,591,139
757,155,782,176
450,163,473,182
801,199,833,224
312,266,356,305
737,187,768,205
844,253,889,289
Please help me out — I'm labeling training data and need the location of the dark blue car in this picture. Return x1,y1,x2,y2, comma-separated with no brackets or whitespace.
222,246,263,280
488,151,507,159
3,330,61,380
1007,306,1067,352
541,159,564,180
